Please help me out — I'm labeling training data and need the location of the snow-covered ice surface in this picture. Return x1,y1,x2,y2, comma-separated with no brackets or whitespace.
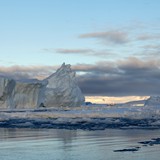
0,101,160,130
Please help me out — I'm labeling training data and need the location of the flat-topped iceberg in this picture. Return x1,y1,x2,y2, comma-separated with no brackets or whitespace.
0,63,85,109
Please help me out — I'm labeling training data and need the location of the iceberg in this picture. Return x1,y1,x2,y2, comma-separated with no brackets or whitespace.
0,63,85,109
44,63,85,107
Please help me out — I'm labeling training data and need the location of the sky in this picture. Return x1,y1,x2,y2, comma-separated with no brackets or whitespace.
0,0,160,100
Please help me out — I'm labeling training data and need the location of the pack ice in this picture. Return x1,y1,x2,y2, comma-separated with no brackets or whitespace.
0,63,85,109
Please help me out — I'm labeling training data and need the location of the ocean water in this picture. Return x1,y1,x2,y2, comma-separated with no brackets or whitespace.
0,128,160,160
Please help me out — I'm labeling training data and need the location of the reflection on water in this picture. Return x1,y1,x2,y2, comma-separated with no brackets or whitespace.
0,128,160,160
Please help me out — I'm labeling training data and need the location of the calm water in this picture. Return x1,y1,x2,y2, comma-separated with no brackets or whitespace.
0,128,160,160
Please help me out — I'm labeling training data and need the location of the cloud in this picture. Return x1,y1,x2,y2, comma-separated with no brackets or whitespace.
55,48,93,54
78,74,160,96
141,44,160,50
135,45,160,58
72,62,118,74
0,65,58,80
137,34,160,41
42,26,160,60
42,48,115,57
73,58,160,96
117,57,159,71
79,30,129,44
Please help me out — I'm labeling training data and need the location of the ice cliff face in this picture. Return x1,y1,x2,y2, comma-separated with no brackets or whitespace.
0,63,84,109
11,80,46,109
0,77,15,109
44,63,85,107
0,77,46,109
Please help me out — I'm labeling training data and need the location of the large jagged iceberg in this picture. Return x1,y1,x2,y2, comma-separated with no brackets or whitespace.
0,63,85,109
44,63,85,107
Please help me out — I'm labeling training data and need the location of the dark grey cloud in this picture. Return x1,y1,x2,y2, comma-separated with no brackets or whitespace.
78,74,160,96
79,30,129,44
74,58,160,96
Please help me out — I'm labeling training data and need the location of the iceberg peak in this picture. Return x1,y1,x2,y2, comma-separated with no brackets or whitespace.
44,63,85,107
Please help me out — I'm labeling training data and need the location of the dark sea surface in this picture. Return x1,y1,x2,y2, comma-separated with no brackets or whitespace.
0,128,160,160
